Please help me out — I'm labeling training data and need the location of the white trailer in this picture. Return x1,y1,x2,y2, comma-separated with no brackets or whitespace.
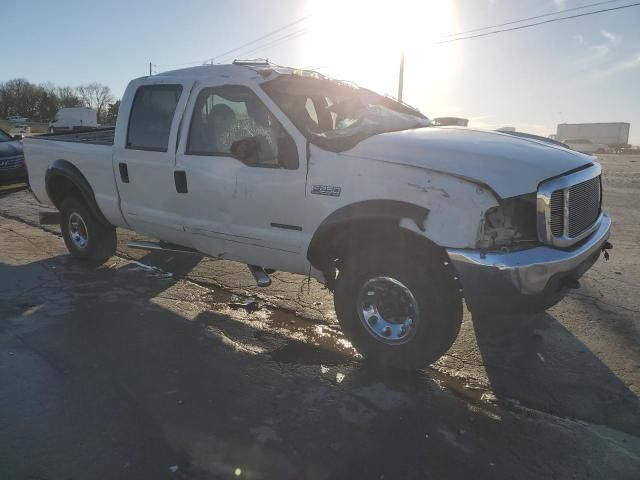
49,107,98,133
556,123,630,148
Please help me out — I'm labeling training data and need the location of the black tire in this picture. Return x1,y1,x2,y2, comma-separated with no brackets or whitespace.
60,196,116,263
334,245,462,369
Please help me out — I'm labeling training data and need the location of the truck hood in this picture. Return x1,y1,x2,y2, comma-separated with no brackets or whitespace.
344,127,593,198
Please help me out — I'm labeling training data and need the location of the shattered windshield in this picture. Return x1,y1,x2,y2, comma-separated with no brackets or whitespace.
262,75,430,151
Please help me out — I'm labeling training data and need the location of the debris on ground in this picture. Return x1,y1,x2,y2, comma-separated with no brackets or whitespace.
481,392,498,403
228,296,262,312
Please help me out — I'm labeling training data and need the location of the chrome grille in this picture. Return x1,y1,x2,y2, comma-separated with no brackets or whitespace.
568,176,601,237
537,163,603,247
548,175,601,240
550,190,564,237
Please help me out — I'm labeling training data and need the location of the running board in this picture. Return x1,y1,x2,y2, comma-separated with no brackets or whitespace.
248,265,272,287
127,241,271,287
127,240,199,255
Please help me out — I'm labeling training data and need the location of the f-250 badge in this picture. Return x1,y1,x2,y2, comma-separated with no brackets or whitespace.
311,185,342,197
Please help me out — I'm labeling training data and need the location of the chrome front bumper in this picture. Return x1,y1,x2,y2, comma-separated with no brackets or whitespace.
447,213,611,314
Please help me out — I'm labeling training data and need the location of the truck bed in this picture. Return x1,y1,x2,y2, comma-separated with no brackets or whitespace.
23,127,127,229
34,127,115,146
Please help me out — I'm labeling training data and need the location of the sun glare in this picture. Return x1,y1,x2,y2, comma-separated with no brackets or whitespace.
305,0,459,113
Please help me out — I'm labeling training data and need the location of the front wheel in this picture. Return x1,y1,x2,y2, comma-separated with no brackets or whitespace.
60,196,116,263
334,246,462,369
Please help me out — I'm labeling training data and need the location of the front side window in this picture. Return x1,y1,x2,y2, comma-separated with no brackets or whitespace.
187,85,298,169
127,85,182,151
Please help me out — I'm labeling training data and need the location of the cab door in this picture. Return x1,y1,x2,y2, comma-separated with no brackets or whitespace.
174,82,309,274
113,78,193,245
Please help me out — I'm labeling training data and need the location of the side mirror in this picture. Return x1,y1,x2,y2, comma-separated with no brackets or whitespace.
230,137,261,163
13,134,23,141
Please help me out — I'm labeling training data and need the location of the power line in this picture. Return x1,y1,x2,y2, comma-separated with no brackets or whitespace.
234,27,311,60
300,2,640,97
154,1,640,73
438,2,640,44
154,13,312,68
208,14,312,63
237,27,311,58
223,1,640,69
218,0,635,65
442,0,626,38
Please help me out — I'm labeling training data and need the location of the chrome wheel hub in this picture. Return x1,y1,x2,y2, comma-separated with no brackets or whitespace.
68,212,89,250
357,277,419,345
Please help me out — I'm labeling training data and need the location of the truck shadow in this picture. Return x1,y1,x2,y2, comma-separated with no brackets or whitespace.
0,254,506,478
6,247,640,437
471,309,640,436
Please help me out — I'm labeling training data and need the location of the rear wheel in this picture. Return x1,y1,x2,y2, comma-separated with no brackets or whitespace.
60,196,116,263
334,245,462,369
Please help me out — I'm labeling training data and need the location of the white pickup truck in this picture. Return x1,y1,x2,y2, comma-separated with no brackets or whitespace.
24,61,612,369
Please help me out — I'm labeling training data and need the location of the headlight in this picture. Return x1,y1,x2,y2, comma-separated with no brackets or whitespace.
478,193,537,249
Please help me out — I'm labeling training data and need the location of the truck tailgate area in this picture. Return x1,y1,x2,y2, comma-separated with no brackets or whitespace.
23,130,126,228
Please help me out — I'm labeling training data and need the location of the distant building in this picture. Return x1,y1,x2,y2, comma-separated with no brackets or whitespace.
496,126,516,132
556,123,630,148
434,117,468,127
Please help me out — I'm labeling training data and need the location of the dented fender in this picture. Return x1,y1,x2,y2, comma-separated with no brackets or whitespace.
399,173,499,248
305,153,500,275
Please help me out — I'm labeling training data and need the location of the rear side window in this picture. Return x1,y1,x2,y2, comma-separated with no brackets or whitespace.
127,85,182,151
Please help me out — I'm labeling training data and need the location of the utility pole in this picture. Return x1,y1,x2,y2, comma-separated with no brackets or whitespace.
149,62,152,76
397,51,405,103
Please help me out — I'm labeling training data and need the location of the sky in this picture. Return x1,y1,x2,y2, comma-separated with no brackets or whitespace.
1,0,639,143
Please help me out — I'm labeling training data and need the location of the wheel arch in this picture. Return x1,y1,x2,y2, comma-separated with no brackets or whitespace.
307,200,450,285
45,159,112,227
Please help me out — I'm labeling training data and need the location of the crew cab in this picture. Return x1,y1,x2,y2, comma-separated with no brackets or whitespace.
24,61,612,369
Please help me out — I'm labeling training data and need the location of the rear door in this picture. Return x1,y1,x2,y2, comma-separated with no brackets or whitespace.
113,79,193,244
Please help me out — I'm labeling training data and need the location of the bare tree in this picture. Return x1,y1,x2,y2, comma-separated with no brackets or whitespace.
0,79,40,120
55,86,83,108
0,79,118,123
102,100,121,126
35,82,60,121
76,83,114,124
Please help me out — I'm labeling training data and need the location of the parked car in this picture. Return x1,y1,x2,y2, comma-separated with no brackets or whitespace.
49,107,98,133
10,124,31,136
563,138,610,154
23,62,611,369
0,128,27,185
